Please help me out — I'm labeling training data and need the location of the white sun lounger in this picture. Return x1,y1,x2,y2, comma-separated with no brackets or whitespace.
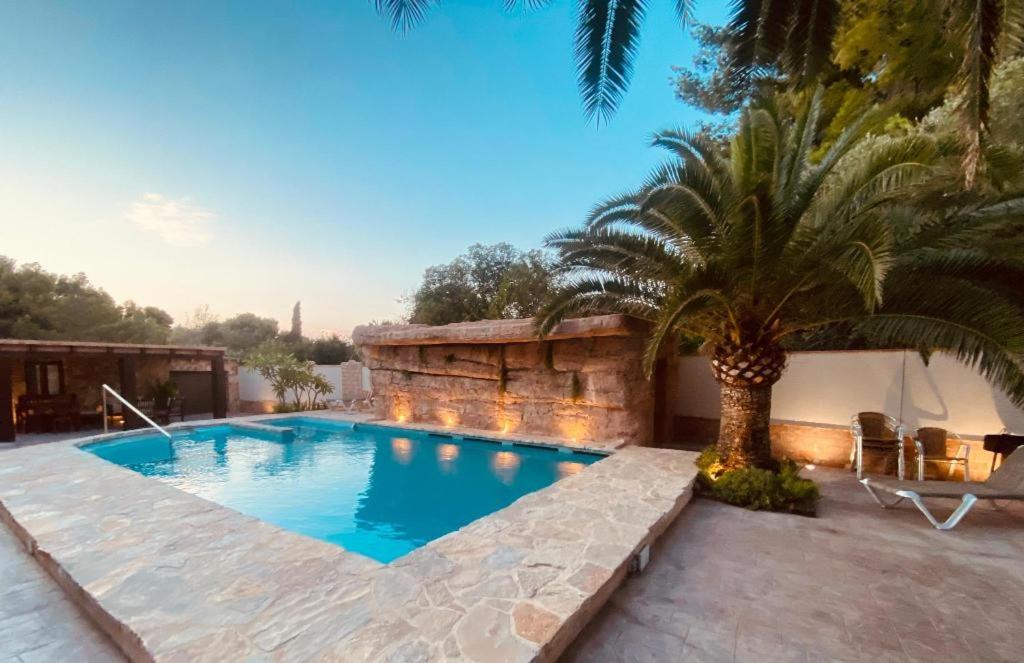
861,447,1024,530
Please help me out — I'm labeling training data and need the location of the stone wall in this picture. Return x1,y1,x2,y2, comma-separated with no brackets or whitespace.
355,316,656,446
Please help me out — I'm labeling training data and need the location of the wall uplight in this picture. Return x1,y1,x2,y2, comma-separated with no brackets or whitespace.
559,416,590,446
439,410,459,428
393,402,411,424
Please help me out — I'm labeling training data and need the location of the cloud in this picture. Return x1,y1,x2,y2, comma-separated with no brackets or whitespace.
125,193,216,246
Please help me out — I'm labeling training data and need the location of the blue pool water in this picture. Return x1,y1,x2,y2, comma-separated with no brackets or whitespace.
83,418,602,563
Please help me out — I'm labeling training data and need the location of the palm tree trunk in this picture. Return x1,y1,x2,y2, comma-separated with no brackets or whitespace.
717,383,774,469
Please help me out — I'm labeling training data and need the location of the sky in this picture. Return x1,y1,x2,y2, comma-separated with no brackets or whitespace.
0,1,729,337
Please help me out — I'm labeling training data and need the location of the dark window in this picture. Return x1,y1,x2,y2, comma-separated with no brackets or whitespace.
25,361,65,396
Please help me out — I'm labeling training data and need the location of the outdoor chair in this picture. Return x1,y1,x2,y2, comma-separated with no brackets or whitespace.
347,387,374,412
850,412,906,480
861,447,1024,530
914,427,969,481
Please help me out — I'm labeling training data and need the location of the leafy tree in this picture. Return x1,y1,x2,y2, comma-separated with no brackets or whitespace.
305,335,359,364
244,345,334,411
673,24,757,117
676,3,961,148
409,243,558,325
537,91,1024,469
0,257,173,343
726,0,1022,187
200,313,279,355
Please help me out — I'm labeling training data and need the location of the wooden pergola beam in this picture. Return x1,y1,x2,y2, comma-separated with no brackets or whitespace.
0,358,13,443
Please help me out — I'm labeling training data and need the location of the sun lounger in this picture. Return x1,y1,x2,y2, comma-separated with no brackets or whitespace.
861,447,1024,530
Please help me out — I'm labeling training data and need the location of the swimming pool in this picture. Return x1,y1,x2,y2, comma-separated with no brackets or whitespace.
83,417,602,563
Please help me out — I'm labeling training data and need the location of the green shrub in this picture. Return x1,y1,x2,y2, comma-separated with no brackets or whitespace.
695,447,819,516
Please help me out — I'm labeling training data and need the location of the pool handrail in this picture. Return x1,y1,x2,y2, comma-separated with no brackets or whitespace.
101,384,172,439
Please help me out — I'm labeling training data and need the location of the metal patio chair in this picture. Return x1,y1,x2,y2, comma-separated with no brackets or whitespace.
914,427,970,481
850,412,906,480
861,447,1024,530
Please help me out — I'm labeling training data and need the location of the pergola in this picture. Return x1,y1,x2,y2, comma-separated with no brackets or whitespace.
0,339,228,443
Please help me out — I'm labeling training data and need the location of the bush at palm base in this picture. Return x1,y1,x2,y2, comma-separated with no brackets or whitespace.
696,447,820,516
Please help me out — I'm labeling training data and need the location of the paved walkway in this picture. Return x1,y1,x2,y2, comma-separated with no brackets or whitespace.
565,467,1024,662
0,524,123,662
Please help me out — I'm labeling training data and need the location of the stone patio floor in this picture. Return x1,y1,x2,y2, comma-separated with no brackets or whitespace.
564,466,1024,662
3,449,1022,662
0,523,122,662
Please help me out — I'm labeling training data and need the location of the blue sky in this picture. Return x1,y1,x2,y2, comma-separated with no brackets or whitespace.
0,1,728,335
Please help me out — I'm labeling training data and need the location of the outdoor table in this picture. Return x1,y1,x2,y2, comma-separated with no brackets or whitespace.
983,434,1024,473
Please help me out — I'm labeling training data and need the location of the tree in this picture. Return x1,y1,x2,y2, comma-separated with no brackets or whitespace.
408,243,558,325
307,335,358,364
244,345,334,411
0,257,173,344
724,0,1022,188
200,313,279,356
288,301,302,341
537,91,1024,469
169,305,219,346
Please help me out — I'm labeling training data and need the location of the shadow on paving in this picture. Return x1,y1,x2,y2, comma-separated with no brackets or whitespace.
563,467,1024,662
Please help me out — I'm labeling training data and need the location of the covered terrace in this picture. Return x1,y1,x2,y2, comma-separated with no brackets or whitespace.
0,339,229,444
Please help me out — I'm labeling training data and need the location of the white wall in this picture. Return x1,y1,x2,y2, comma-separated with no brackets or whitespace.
671,350,1024,437
238,364,370,402
238,367,277,401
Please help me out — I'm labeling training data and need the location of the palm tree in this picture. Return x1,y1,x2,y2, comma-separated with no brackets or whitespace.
535,91,1024,469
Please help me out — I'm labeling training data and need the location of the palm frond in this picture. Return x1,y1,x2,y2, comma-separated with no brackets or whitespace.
952,0,1004,188
861,277,1024,406
503,0,553,10
641,285,723,376
675,0,696,25
807,136,937,228
575,0,647,123
650,128,732,194
783,0,840,85
726,0,838,86
373,0,436,32
547,226,683,281
535,276,660,336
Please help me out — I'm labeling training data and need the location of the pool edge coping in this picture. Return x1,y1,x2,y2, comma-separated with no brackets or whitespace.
0,414,699,662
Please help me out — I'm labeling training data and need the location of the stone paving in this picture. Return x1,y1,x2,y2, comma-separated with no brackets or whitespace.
565,466,1024,662
0,520,122,662
0,416,698,662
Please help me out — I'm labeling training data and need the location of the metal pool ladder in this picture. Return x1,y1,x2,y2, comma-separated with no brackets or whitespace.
101,383,172,439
